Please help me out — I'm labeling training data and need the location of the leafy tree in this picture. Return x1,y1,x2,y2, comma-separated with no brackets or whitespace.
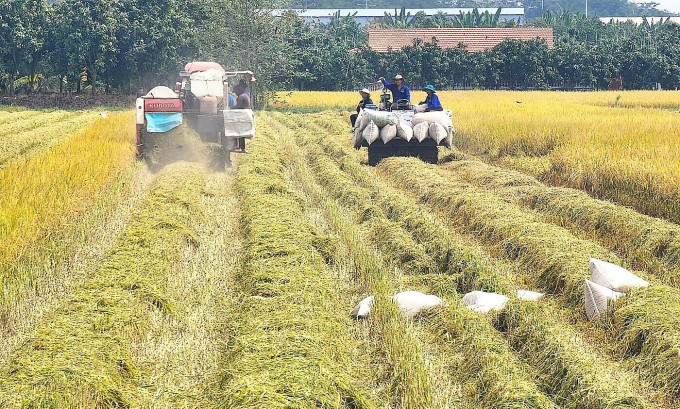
0,0,51,94
52,0,124,94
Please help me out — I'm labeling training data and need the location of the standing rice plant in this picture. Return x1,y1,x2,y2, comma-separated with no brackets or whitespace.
0,112,136,324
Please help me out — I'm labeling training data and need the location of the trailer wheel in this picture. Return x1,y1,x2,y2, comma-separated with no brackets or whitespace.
367,140,439,166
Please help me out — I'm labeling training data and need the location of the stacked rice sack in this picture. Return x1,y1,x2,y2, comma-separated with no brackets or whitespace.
353,109,455,148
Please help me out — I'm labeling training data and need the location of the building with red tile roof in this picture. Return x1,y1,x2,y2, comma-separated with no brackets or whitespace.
368,28,554,53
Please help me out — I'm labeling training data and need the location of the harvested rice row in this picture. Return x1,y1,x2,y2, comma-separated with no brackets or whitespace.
301,127,516,294
0,112,136,322
379,156,680,402
220,126,380,408
291,118,661,409
0,163,207,407
0,110,39,126
269,113,556,409
442,158,680,287
265,113,439,408
0,111,100,166
134,171,243,408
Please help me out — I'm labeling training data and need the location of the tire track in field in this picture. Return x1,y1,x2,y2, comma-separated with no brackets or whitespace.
132,167,242,407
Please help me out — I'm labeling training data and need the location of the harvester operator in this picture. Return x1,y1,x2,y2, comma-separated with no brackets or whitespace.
379,74,410,110
232,80,251,153
350,88,373,127
419,85,443,112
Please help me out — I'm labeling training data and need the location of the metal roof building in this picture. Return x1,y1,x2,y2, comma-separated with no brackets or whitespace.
599,16,680,25
367,28,554,53
272,8,525,26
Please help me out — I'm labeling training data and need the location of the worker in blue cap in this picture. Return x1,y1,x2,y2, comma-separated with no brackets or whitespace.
419,84,443,112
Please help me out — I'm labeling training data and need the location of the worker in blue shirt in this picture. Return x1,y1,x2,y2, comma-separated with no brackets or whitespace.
379,74,411,110
419,84,443,112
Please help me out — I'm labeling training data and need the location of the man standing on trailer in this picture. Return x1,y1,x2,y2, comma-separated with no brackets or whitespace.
378,74,411,110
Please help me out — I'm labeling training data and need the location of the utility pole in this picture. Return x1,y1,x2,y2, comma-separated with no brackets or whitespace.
585,0,588,18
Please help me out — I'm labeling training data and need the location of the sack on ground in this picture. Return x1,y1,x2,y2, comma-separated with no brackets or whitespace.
397,121,414,142
350,295,374,319
462,291,509,313
517,289,545,301
350,291,442,319
589,258,649,293
429,122,448,144
392,291,443,318
362,120,380,145
584,279,625,319
380,123,397,144
413,122,430,142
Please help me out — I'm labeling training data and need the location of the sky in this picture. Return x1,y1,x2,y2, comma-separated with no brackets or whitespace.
640,0,680,13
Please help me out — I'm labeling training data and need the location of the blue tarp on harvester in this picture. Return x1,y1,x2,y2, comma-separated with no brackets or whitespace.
145,113,183,133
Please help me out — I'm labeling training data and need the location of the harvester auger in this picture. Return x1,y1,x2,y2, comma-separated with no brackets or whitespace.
353,86,455,166
135,62,256,170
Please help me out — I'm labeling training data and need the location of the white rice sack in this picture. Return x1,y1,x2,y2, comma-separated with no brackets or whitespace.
589,258,649,293
517,290,545,302
415,103,427,113
350,296,374,319
396,121,413,142
413,122,430,142
365,110,399,128
380,124,397,144
584,279,625,319
393,291,443,318
429,122,448,144
412,111,452,129
353,127,363,149
355,109,369,133
462,291,509,313
362,120,380,145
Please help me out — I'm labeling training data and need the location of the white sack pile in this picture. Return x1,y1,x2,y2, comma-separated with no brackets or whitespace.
462,291,509,313
350,290,444,319
584,258,650,319
353,109,455,147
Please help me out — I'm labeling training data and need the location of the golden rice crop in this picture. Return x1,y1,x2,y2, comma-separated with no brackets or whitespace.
0,163,207,406
278,90,680,223
0,112,136,318
0,110,100,166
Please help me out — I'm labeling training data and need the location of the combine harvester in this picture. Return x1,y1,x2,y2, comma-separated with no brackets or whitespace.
353,88,455,166
135,61,256,169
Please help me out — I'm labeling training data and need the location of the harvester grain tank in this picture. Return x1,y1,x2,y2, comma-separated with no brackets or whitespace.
135,61,256,168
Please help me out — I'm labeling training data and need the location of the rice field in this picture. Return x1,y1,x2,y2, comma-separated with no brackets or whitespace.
1,91,679,407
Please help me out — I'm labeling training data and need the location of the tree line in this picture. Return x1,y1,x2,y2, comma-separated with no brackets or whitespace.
2,0,680,97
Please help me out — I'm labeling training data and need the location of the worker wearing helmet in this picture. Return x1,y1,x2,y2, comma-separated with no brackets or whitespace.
419,84,443,112
379,74,411,110
350,88,374,127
